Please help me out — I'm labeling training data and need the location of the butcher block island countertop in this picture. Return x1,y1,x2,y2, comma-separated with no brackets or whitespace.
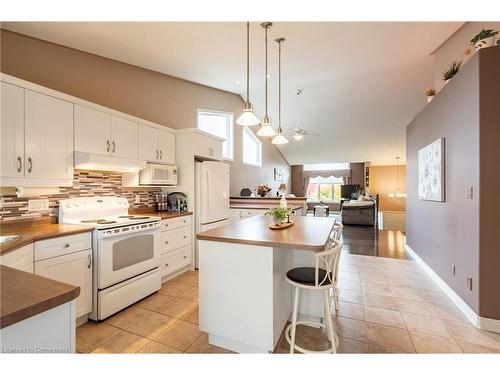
197,215,336,252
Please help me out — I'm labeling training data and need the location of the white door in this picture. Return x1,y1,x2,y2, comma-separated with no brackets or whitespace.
24,90,74,179
1,82,25,178
74,105,110,155
199,161,230,224
157,129,176,164
138,124,159,162
110,116,138,159
34,249,92,318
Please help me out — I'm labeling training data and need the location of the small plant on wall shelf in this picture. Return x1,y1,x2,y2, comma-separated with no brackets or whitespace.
442,61,462,83
470,29,498,50
424,87,436,102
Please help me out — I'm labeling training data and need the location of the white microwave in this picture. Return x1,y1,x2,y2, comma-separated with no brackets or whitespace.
139,164,178,186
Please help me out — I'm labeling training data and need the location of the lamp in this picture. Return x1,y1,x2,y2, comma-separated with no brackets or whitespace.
257,22,276,137
236,22,260,126
272,37,288,145
388,156,406,200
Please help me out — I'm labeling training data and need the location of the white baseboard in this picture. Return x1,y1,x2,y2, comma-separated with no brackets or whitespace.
405,243,500,333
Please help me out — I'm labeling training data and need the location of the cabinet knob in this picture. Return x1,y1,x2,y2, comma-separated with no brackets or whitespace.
183,256,187,259
183,236,187,239
165,263,169,267
64,243,70,248
165,241,169,244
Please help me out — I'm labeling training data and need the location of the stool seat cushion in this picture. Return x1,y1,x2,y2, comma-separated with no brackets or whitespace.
287,267,332,286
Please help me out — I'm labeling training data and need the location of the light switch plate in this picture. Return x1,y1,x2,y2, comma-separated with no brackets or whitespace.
28,199,50,212
466,186,473,199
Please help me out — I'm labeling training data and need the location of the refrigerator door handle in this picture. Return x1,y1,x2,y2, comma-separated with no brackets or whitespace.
206,168,210,216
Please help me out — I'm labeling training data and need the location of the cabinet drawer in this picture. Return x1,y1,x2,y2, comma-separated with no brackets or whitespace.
34,232,92,261
161,245,191,276
161,215,192,231
161,227,191,254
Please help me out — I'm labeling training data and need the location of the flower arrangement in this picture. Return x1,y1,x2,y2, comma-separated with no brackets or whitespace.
265,206,291,225
443,61,462,82
255,184,272,197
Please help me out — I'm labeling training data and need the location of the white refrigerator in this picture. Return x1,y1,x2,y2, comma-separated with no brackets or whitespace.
195,161,230,267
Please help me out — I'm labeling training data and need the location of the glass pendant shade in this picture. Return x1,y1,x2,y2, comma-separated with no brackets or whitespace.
272,131,289,145
293,133,303,141
388,156,406,200
237,102,260,126
257,116,276,137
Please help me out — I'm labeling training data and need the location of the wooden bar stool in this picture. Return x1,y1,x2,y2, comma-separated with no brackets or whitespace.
285,236,343,354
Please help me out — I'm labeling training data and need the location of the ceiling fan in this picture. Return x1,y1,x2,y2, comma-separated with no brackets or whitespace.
290,90,318,143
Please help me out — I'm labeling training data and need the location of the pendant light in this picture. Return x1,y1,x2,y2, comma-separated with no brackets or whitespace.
293,90,304,141
272,37,288,145
257,22,276,137
388,156,406,200
236,22,260,126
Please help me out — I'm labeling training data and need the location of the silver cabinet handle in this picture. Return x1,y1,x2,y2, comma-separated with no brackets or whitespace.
159,150,162,159
156,150,159,159
17,156,22,173
64,243,70,248
27,157,33,173
87,254,92,269
112,141,116,153
106,140,110,152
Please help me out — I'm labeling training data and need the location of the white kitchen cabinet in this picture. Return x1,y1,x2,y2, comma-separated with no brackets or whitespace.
74,104,138,160
1,82,24,178
0,244,34,273
34,249,92,318
160,216,192,279
193,131,223,161
24,90,74,179
230,208,264,221
138,124,176,164
74,105,110,155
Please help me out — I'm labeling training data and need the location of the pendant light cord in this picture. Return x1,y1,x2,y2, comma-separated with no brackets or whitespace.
264,25,268,117
278,39,281,132
246,22,250,103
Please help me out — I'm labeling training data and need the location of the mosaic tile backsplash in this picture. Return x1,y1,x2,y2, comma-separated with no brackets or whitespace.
0,170,161,222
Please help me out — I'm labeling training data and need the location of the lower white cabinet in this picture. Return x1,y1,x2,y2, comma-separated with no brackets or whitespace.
34,249,92,318
161,246,192,276
160,216,192,278
0,244,34,273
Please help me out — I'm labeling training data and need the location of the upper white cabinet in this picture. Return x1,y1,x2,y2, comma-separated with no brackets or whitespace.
138,124,176,165
1,82,24,178
74,105,138,160
194,131,223,161
24,90,74,179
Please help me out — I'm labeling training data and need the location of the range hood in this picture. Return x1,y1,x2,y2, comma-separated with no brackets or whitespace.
74,151,146,173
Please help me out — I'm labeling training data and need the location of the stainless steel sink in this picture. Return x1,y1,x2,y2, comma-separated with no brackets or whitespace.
0,235,20,244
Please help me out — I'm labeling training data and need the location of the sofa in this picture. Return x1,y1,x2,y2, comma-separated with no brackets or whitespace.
341,196,378,226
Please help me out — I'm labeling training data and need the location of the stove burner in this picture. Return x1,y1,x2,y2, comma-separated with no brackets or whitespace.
81,219,117,224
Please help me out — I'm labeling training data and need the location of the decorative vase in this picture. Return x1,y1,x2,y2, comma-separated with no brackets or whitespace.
475,36,496,50
258,192,267,198
427,95,435,103
273,218,283,226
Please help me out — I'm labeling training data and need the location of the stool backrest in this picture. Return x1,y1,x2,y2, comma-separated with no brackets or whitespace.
330,221,343,241
313,237,342,287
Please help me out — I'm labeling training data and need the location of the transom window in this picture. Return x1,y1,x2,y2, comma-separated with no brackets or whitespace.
242,127,262,167
197,109,234,160
306,176,344,202
304,163,349,171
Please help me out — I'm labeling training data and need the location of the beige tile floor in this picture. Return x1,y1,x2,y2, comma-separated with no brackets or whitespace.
77,254,500,354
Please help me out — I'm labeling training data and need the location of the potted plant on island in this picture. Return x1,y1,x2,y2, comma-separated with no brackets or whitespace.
424,87,436,102
255,184,272,198
443,61,462,84
265,206,291,226
470,29,499,51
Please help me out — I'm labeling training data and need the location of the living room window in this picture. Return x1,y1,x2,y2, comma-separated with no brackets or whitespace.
197,109,234,160
306,176,344,202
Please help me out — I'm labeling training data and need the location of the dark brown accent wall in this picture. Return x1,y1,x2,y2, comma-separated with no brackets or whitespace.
0,29,290,197
407,47,500,320
290,165,304,196
350,162,366,188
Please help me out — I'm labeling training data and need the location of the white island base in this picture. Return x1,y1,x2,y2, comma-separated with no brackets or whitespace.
199,240,325,353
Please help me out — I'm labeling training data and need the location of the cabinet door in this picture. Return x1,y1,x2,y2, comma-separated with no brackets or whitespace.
194,132,223,161
110,116,138,159
138,124,159,162
0,244,33,273
24,91,74,179
74,105,111,155
1,82,25,178
34,249,92,318
157,129,176,164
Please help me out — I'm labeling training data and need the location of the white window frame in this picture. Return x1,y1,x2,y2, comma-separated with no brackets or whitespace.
196,109,234,161
242,127,262,167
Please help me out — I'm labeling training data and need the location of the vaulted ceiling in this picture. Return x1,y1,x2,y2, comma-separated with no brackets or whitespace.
2,22,463,165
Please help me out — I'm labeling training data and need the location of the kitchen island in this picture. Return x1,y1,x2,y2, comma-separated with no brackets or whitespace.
196,215,336,353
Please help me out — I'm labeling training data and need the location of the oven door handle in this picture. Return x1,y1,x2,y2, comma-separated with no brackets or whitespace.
98,223,160,239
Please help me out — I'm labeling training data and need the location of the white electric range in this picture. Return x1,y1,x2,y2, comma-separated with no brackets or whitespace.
59,196,161,320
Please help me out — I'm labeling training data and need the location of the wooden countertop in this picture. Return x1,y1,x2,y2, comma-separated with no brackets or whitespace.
197,215,336,252
0,265,80,329
229,203,303,210
0,223,94,256
128,209,193,220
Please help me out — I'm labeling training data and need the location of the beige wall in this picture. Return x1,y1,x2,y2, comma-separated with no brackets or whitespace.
0,29,290,196
369,165,406,212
